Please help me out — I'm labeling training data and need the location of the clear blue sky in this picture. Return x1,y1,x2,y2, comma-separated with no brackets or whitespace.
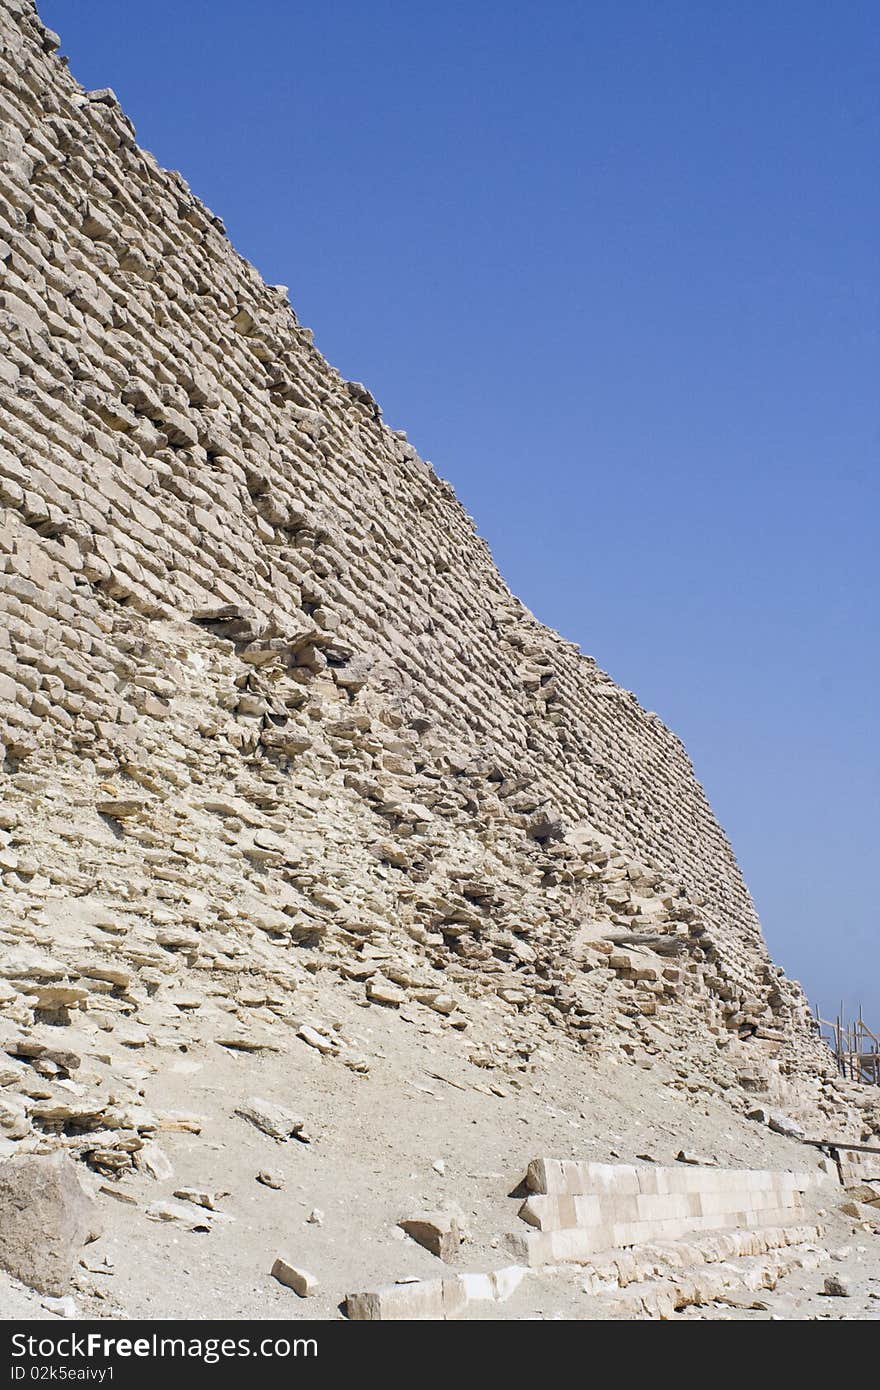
41,1,878,1024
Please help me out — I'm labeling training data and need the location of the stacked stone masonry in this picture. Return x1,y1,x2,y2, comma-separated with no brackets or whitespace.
0,0,849,1143
344,1157,839,1319
513,1157,834,1265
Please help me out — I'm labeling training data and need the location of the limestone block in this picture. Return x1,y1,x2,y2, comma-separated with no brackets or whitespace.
458,1272,494,1302
346,1279,446,1321
399,1211,461,1262
518,1193,602,1231
767,1111,806,1140
635,1192,696,1222
271,1258,318,1297
513,1224,617,1268
234,1097,306,1141
845,1183,880,1207
491,1265,528,1301
0,1152,100,1295
526,1158,640,1197
836,1150,880,1187
839,1199,879,1222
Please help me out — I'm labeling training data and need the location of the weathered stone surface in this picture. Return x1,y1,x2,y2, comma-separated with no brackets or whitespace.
96,798,148,819
136,1142,173,1182
767,1111,806,1141
235,1097,306,1142
0,1152,100,1294
145,1199,213,1230
839,1199,879,1222
366,978,406,1007
845,1183,880,1208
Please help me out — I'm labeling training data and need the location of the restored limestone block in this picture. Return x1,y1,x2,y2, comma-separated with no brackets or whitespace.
518,1193,602,1231
635,1191,697,1222
836,1149,880,1187
516,1159,825,1265
458,1271,494,1302
440,1277,468,1317
346,1278,446,1321
345,1265,527,1320
526,1158,641,1197
491,1265,528,1301
511,1224,617,1268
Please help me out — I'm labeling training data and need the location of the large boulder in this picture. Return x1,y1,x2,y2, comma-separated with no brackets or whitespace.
0,1152,100,1294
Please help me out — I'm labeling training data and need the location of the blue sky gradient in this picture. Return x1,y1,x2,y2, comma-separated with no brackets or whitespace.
40,1,879,1022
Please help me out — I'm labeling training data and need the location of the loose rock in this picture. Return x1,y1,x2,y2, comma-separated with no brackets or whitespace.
398,1211,462,1262
0,1152,100,1295
271,1258,318,1297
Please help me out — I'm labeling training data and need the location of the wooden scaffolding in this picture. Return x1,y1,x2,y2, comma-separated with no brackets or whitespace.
812,1004,880,1085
